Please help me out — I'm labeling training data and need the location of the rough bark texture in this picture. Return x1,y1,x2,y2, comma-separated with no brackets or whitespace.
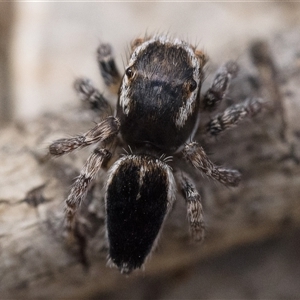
1,28,300,299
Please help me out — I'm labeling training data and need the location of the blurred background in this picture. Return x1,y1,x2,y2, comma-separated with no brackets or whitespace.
1,2,300,299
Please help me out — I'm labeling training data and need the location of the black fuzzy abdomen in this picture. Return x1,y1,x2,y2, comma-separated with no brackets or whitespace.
106,155,170,273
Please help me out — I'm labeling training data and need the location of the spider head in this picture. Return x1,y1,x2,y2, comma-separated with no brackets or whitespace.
117,36,207,153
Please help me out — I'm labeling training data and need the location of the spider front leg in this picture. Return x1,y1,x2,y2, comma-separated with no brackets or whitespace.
205,97,264,136
182,142,241,187
202,61,239,111
97,43,121,94
177,172,205,242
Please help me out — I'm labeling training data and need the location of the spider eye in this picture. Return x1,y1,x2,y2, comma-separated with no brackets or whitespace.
125,67,135,79
189,79,197,92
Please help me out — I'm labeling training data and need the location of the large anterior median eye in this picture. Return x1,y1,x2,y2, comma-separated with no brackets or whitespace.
125,67,135,79
189,79,197,92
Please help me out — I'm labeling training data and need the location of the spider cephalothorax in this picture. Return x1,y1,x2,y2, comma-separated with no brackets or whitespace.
118,36,206,153
49,34,263,274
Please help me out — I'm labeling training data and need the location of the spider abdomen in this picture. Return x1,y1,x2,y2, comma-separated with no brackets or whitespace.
105,154,176,274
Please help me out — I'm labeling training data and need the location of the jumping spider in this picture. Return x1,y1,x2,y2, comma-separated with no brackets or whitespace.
49,35,263,274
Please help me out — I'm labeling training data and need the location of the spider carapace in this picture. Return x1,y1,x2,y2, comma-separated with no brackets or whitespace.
118,37,204,153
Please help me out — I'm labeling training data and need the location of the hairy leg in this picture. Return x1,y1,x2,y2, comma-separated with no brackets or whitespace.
49,116,120,157
177,172,205,242
74,78,111,114
97,43,121,94
65,148,111,231
182,142,241,187
205,97,264,136
202,61,239,111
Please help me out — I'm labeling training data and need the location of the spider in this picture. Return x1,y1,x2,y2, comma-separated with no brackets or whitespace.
49,35,263,274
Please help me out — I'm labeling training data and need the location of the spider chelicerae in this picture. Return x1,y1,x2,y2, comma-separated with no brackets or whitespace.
49,34,263,274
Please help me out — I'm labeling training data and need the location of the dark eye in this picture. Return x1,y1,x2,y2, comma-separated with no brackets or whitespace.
125,67,134,79
189,79,197,92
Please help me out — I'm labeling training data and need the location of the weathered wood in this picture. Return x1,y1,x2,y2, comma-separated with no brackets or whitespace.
1,28,300,299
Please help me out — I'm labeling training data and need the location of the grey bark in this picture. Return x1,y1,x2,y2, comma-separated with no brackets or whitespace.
1,28,300,299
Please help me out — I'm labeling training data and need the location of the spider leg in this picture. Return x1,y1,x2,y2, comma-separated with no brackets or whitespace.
205,97,264,136
97,43,121,95
74,78,111,114
48,116,118,233
177,172,205,242
202,61,239,112
65,147,111,231
182,142,241,187
49,116,120,157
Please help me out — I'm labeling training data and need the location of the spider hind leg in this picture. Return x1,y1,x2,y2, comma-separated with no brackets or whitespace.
177,172,205,242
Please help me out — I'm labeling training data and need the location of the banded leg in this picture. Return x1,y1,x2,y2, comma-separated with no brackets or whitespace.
97,43,121,94
49,116,120,157
74,78,111,114
177,172,205,242
202,61,239,111
182,142,241,187
65,148,111,231
206,97,264,136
